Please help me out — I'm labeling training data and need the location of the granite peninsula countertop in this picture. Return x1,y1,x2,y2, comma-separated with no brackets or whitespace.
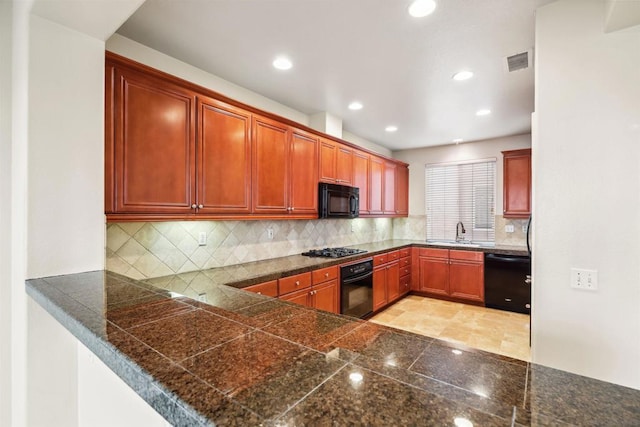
27,266,640,425
158,240,529,291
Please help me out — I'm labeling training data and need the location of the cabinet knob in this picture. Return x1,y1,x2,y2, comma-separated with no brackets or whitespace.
191,204,197,209
325,273,329,278
295,281,300,286
198,204,204,209
290,207,294,211
257,292,262,295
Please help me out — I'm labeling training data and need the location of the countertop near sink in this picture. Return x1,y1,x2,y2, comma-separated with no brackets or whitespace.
27,270,640,426
144,239,528,292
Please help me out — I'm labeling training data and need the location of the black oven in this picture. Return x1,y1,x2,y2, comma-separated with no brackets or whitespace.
319,183,359,219
340,258,373,319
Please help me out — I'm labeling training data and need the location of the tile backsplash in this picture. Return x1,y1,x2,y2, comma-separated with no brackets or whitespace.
106,218,392,280
106,215,527,280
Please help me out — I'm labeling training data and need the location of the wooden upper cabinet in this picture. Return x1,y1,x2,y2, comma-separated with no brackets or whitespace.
383,161,397,215
352,150,370,214
502,148,532,218
319,139,353,185
319,139,337,183
369,156,384,215
110,67,196,214
252,115,290,214
396,165,409,216
289,129,318,214
335,144,353,185
197,97,252,214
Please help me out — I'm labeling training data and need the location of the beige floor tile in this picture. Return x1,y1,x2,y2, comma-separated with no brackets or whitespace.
370,295,531,362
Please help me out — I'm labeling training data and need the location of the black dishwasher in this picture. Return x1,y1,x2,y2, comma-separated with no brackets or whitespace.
484,253,531,314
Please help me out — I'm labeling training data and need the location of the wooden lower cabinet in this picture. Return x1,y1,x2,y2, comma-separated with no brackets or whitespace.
417,248,484,303
243,280,278,297
278,267,338,314
373,251,400,312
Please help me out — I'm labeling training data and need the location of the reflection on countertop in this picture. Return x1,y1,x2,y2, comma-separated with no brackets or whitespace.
26,267,640,426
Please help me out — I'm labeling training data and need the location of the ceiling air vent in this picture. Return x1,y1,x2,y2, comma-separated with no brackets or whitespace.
506,51,530,72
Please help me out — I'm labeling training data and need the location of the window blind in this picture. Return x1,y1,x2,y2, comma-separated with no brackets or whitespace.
425,159,496,242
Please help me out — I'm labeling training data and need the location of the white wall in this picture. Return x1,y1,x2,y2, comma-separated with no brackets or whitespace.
0,1,15,424
27,15,105,278
392,134,531,216
533,0,640,389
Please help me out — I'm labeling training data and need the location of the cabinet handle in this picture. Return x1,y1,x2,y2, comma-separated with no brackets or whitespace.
257,292,262,295
325,273,329,278
198,204,203,209
295,281,300,286
191,204,197,209
291,207,295,211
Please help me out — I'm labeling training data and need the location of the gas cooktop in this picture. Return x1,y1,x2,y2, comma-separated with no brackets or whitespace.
301,247,368,258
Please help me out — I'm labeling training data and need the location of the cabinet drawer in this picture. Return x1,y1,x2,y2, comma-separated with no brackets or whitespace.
244,280,278,297
400,274,411,290
400,257,411,268
373,254,388,266
420,248,449,258
399,248,411,258
450,250,483,262
400,266,411,278
312,266,338,284
279,272,312,295
387,250,400,262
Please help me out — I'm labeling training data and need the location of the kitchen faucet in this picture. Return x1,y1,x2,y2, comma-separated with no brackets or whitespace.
455,221,466,242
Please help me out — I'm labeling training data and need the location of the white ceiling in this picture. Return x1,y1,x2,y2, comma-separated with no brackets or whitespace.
117,0,555,151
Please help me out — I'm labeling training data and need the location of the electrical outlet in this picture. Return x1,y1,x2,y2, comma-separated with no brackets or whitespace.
351,223,355,233
267,227,274,240
505,225,514,233
571,268,598,291
198,231,207,246
522,225,528,233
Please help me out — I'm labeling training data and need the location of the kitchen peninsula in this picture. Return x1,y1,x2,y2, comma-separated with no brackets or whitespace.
27,241,640,426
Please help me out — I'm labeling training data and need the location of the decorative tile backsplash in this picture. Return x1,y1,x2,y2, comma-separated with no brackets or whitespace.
106,218,393,279
106,215,527,280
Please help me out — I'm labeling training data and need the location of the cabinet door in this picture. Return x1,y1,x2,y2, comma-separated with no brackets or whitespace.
197,97,252,214
319,139,336,183
503,149,531,218
352,150,370,214
312,280,339,314
419,256,449,296
369,156,384,215
113,68,196,214
383,161,397,215
280,288,311,308
373,266,387,311
449,260,484,303
252,116,289,213
289,129,318,215
335,144,353,185
386,262,401,303
244,280,278,297
396,165,409,216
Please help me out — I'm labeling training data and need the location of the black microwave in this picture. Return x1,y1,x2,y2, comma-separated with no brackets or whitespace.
319,183,359,218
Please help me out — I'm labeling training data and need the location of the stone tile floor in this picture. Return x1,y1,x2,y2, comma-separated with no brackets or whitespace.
370,295,531,361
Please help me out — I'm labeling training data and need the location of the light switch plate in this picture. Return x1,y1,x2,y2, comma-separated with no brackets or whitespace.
505,225,515,233
571,268,598,291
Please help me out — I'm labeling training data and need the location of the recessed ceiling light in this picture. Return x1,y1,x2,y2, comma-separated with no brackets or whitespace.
348,101,363,111
408,0,437,17
453,138,464,144
385,125,398,132
272,56,292,70
476,109,491,116
452,70,474,81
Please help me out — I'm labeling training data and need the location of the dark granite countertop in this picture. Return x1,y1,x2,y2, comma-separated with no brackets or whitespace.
156,240,528,290
27,269,640,426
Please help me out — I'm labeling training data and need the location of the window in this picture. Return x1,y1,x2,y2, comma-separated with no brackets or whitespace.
425,159,496,242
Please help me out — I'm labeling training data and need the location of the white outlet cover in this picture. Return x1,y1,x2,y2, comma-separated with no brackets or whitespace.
570,268,598,291
505,225,515,233
198,231,207,246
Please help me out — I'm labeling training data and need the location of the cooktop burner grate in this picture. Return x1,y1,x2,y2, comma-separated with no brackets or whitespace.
301,247,368,258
